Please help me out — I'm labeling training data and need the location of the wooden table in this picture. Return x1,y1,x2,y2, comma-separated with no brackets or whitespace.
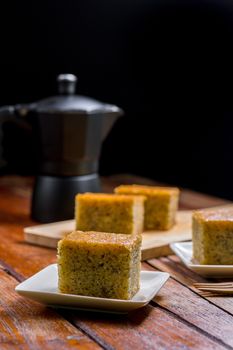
0,175,233,350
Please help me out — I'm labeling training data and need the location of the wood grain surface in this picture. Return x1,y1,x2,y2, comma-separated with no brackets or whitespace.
0,267,100,350
0,175,233,350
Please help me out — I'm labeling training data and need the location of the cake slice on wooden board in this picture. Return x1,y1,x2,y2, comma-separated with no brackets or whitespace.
75,193,145,234
192,208,233,265
114,185,180,230
57,230,142,299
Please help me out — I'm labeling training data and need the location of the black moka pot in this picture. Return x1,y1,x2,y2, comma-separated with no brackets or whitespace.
0,74,123,222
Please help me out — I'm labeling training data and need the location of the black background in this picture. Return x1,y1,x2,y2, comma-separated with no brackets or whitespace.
1,0,233,199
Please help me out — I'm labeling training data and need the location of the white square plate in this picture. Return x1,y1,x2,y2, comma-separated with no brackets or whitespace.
170,242,233,278
15,264,169,313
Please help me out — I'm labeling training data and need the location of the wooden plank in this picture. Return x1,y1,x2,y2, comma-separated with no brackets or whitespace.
142,262,233,348
23,211,192,260
60,306,229,350
147,256,233,316
0,267,101,350
24,220,74,249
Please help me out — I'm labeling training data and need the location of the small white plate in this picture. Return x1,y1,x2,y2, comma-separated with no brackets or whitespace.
15,264,169,313
170,242,233,278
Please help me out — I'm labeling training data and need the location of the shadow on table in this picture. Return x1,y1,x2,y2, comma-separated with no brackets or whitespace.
59,302,156,326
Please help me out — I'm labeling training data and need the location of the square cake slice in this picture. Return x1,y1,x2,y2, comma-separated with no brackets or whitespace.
75,193,145,234
57,231,142,299
192,209,233,265
114,185,179,230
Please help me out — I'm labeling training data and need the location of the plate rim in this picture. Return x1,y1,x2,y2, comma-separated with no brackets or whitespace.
170,241,233,269
15,264,170,307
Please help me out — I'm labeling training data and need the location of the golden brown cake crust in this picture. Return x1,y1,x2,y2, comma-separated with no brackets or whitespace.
115,185,179,196
76,192,146,203
193,208,233,222
60,230,142,248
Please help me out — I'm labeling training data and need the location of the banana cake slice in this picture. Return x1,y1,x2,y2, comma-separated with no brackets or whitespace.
115,185,179,230
192,208,233,265
75,193,145,234
57,231,142,299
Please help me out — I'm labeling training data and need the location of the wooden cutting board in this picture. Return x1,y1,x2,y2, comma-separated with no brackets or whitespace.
24,210,192,260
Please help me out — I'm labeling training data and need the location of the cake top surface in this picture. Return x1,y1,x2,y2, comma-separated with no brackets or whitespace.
193,208,233,222
115,184,179,195
76,192,145,202
60,230,141,247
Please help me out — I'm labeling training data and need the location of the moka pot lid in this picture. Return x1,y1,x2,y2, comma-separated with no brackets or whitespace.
31,74,123,116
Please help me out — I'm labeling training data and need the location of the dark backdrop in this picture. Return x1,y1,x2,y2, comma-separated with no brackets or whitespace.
1,0,233,199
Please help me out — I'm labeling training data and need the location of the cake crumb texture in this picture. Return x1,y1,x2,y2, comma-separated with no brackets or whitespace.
57,231,142,299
